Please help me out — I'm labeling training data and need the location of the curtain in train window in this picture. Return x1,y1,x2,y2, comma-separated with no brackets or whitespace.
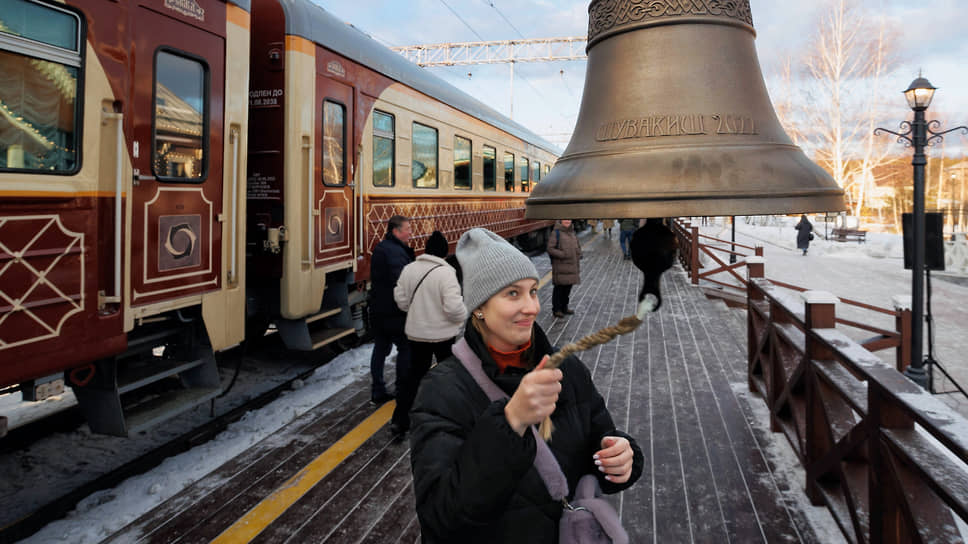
454,135,471,190
372,110,394,187
0,0,81,172
519,156,529,192
482,145,496,191
153,51,207,181
322,99,345,186
503,152,514,192
412,122,438,188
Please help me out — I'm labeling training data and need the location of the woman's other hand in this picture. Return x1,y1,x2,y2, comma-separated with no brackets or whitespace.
594,436,634,483
504,356,562,436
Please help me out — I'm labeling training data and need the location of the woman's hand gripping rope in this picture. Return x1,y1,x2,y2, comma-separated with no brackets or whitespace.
537,294,658,441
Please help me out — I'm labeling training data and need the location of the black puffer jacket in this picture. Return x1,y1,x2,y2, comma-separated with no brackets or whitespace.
409,323,644,543
369,232,415,318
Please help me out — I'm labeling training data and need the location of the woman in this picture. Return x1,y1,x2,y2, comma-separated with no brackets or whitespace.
795,214,814,256
392,231,466,436
547,219,582,318
410,228,643,543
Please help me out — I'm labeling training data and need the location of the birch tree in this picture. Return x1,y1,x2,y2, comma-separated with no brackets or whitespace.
797,0,900,218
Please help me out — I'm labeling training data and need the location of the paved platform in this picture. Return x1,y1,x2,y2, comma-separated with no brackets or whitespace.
103,230,831,543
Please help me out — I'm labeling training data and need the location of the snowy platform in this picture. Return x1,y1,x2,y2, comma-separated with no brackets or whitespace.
88,231,839,543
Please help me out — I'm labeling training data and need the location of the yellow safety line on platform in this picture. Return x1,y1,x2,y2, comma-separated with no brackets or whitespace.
211,401,395,543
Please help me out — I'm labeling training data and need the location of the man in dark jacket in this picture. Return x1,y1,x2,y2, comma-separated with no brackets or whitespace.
369,215,415,404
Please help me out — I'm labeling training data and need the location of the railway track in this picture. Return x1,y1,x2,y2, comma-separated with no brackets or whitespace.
0,340,349,543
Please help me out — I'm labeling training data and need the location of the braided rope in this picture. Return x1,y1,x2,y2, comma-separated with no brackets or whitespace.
538,295,656,441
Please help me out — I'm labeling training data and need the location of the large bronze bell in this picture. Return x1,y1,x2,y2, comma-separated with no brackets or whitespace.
526,0,845,219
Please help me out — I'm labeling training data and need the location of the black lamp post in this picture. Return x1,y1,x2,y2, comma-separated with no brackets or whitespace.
875,76,967,387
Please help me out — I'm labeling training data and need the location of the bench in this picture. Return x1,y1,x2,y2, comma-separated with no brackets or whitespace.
830,227,867,243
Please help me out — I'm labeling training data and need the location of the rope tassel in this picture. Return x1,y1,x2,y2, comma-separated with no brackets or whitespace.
538,294,658,441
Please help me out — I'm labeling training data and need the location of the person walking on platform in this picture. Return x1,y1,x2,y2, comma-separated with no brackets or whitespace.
619,218,639,260
795,214,814,256
547,220,581,318
601,218,615,239
409,228,643,543
369,215,415,405
391,231,465,437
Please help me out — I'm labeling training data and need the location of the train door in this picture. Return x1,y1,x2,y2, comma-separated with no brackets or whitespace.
129,4,225,306
314,73,355,268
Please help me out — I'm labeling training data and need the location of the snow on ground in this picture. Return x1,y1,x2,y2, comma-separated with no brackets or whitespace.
8,220,967,543
697,217,968,417
15,345,374,544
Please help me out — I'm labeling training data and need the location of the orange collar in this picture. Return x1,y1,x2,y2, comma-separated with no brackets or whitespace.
487,339,533,374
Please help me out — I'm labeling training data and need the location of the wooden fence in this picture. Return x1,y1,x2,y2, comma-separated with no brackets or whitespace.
674,220,968,543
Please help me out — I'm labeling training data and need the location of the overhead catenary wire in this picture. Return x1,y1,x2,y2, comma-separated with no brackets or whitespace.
481,0,526,40
440,0,486,41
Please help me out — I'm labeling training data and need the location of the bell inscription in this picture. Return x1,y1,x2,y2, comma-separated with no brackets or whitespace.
596,114,757,141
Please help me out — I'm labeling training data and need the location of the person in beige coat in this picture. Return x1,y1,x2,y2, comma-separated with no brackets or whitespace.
547,220,581,318
601,219,615,239
392,231,466,436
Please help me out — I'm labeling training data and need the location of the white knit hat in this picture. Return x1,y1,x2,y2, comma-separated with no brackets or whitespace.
456,228,539,313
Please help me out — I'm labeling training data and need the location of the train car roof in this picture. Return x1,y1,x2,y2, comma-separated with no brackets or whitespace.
277,0,561,157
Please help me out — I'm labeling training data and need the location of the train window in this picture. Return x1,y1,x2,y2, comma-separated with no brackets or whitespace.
482,145,496,191
153,50,208,181
372,110,394,187
519,156,529,192
412,122,437,188
322,99,345,186
454,135,471,190
544,164,551,177
0,0,82,173
533,161,540,184
503,152,514,192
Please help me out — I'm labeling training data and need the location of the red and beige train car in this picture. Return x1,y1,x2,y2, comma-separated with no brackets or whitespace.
0,0,557,436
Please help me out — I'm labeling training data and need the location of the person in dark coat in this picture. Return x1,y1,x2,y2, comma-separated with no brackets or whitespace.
369,214,415,404
795,214,813,256
410,228,644,543
546,219,582,318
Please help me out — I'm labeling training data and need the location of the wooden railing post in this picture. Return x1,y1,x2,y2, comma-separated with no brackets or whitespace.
746,256,765,391
892,295,912,373
869,380,916,544
802,291,838,506
690,226,700,285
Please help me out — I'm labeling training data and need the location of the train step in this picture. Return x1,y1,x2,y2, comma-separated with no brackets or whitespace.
72,352,220,437
276,305,356,351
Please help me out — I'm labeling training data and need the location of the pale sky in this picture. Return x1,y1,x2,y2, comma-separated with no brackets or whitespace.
313,0,968,152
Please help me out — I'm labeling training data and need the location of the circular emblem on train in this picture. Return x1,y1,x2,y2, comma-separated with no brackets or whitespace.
324,207,345,245
159,215,202,271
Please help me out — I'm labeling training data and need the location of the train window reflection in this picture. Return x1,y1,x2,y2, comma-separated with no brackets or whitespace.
372,110,394,187
0,49,78,172
412,122,437,188
533,161,540,184
0,0,80,52
153,50,207,181
482,145,496,191
503,151,514,192
519,156,529,192
322,99,345,186
454,135,471,190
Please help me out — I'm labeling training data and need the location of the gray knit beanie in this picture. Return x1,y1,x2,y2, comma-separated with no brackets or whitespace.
456,228,539,313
